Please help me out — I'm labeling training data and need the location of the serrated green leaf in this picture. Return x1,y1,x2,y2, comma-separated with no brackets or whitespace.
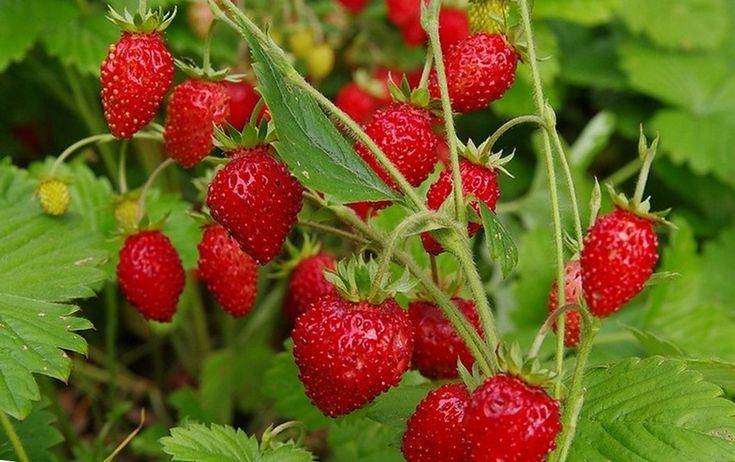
0,398,63,462
160,423,260,462
261,444,315,462
0,163,104,419
243,30,398,204
568,357,735,461
327,419,403,462
0,0,46,71
479,202,518,278
364,371,431,431
618,0,728,51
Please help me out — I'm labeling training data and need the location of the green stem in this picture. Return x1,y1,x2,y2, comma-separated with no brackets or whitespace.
0,412,30,462
443,232,499,364
429,254,439,286
139,0,147,15
632,145,656,206
135,158,175,224
604,159,638,187
186,271,212,358
424,0,465,224
516,0,568,394
212,0,427,212
299,220,370,245
118,140,129,193
485,115,545,154
369,211,435,300
553,318,601,462
202,28,213,73
418,44,434,89
549,130,584,243
528,304,574,358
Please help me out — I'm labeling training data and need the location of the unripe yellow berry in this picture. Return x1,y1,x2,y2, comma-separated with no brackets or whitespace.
115,198,140,233
305,44,335,80
288,27,315,60
37,178,70,216
468,0,508,34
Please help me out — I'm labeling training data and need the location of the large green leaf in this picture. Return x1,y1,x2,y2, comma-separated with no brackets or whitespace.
0,398,63,462
618,0,728,51
535,0,620,26
568,357,735,461
243,30,398,204
479,202,518,278
0,163,104,419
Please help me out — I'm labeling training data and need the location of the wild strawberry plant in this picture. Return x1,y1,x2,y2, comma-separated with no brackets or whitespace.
0,0,734,461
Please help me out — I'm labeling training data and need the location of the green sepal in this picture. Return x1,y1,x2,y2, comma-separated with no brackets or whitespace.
457,138,514,177
605,183,671,224
496,343,557,390
106,5,176,34
324,255,417,304
175,58,231,81
457,361,484,392
213,120,275,152
387,75,436,111
270,235,323,279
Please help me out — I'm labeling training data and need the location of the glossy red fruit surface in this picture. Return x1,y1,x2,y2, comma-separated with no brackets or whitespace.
223,80,265,131
101,32,174,139
438,8,470,51
429,32,517,113
117,230,185,322
402,383,469,462
421,159,500,255
292,295,413,416
284,253,337,321
207,147,303,264
197,224,258,317
164,79,230,168
463,374,562,462
581,208,658,317
409,298,481,379
547,260,583,347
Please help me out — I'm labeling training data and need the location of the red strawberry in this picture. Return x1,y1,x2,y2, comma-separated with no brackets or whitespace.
223,81,265,131
386,0,422,27
409,298,481,379
581,208,658,317
101,32,174,139
164,79,230,168
284,253,338,321
429,32,518,113
463,374,562,462
207,146,303,264
548,260,583,347
117,230,185,322
336,82,383,124
339,0,370,13
292,294,413,416
438,8,470,51
402,383,469,462
401,17,427,47
421,159,500,255
197,224,258,317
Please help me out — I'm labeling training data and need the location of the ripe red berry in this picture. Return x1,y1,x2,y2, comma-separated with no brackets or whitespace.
430,32,518,113
101,32,174,139
548,260,583,347
284,253,338,321
197,224,258,317
223,81,265,131
292,295,413,416
336,82,383,124
581,208,658,317
409,299,481,379
401,17,427,47
164,79,230,168
421,159,500,255
402,383,469,462
207,146,303,264
438,8,470,51
463,374,562,462
386,0,422,27
117,230,185,322
338,0,370,13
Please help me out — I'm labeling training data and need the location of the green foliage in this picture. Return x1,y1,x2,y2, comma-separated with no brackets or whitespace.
479,202,518,278
568,357,735,461
0,398,63,462
0,162,104,419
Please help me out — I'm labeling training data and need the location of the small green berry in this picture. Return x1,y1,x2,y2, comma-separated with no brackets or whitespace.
37,178,70,216
115,198,140,233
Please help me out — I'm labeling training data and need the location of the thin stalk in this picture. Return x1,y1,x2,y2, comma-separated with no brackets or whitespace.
425,0,464,224
550,131,584,243
632,147,656,206
135,158,175,224
604,159,638,187
485,115,545,154
0,412,30,462
418,45,434,89
528,304,575,358
299,220,370,246
118,140,129,193
553,318,601,462
202,28,213,73
212,0,427,212
443,233,499,362
429,254,439,286
516,0,568,395
369,211,435,300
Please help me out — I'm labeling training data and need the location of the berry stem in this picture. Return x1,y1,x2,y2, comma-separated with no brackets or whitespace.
202,28,213,74
211,0,428,212
138,0,147,17
299,219,370,246
418,44,434,89
443,232,499,365
515,0,569,393
553,317,601,462
632,133,658,207
429,254,439,286
485,115,545,155
0,412,30,462
369,210,436,300
527,303,575,358
135,158,176,225
118,140,129,193
549,129,584,244
424,0,466,224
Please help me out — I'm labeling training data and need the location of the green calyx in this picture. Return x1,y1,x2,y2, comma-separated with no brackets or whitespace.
496,343,557,390
106,5,176,34
175,58,231,81
213,118,275,152
458,138,514,177
388,76,439,112
324,255,416,305
271,235,323,278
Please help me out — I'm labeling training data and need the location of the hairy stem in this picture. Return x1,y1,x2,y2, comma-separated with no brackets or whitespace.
485,115,545,154
424,0,465,224
528,304,575,358
516,0,568,396
299,220,370,246
135,158,175,225
118,140,129,193
549,130,584,243
0,412,30,462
